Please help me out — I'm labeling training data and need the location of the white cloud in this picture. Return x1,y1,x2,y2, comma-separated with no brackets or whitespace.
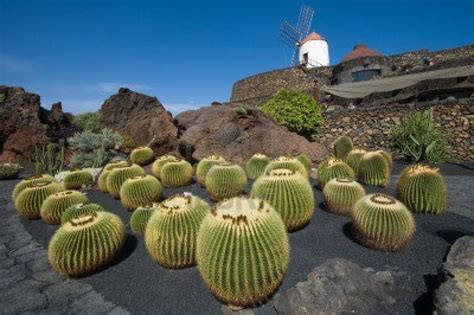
88,82,151,94
0,55,36,73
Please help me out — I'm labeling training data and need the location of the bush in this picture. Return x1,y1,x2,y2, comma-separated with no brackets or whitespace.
259,90,324,137
0,93,6,104
390,108,449,163
234,106,248,118
31,144,64,176
68,129,122,168
73,111,102,132
0,163,22,180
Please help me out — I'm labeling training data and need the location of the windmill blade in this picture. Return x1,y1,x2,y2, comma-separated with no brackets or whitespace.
279,20,302,47
296,4,314,37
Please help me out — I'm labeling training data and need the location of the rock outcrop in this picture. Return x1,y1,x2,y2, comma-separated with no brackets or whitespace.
101,88,178,156
174,105,327,164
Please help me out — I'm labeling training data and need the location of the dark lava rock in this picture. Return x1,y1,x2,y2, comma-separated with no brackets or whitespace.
273,258,396,315
101,88,178,155
174,105,327,164
434,235,474,315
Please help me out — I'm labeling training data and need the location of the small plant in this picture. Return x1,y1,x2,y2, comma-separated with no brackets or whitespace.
264,156,308,178
121,133,136,150
40,190,88,225
12,174,55,202
345,149,367,175
196,155,226,186
245,153,271,180
106,163,145,199
15,181,64,219
358,152,391,187
234,106,249,118
160,159,194,188
151,155,176,179
296,153,312,171
316,157,355,189
73,111,102,132
31,143,64,176
323,178,365,216
0,163,22,180
0,93,6,103
129,146,155,166
120,175,162,211
64,169,93,189
97,161,128,192
130,204,157,234
61,203,105,225
196,197,289,307
333,136,353,160
205,163,247,200
49,211,125,277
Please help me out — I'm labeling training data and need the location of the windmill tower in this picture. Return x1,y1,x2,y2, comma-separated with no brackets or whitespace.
280,4,330,68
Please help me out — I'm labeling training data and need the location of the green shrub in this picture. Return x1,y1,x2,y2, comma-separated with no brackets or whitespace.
0,163,22,180
73,111,102,132
31,144,64,176
259,90,324,137
390,108,449,163
0,93,6,104
234,106,248,118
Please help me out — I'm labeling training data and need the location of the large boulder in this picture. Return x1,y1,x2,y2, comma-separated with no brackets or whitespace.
174,105,327,164
101,88,178,155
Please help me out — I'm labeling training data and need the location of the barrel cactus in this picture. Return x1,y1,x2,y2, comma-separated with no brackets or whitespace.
375,149,393,170
151,155,176,179
145,194,210,268
106,163,145,198
130,146,155,166
264,156,308,178
61,203,105,225
40,190,88,225
345,149,367,174
12,174,55,202
196,197,289,307
196,155,226,186
15,181,64,219
358,152,391,187
316,157,355,189
296,153,312,172
64,169,93,190
323,178,365,216
205,163,248,200
130,203,158,234
160,159,194,188
120,174,162,211
396,164,447,214
98,161,128,193
333,135,353,159
49,211,125,277
351,194,415,251
251,168,314,231
245,153,271,180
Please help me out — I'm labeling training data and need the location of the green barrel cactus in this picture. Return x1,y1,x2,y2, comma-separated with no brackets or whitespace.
151,155,176,179
130,203,158,234
316,157,355,189
251,168,314,231
396,164,447,214
358,152,391,187
64,169,93,190
264,156,308,178
323,178,365,216
345,149,367,175
120,174,162,211
196,197,289,307
61,203,105,225
98,161,128,193
15,181,64,219
49,211,125,277
130,146,155,166
351,193,415,251
296,153,312,172
375,149,393,170
196,155,226,186
245,153,271,180
12,174,55,202
160,159,194,188
145,194,210,268
40,190,88,225
333,135,353,159
106,163,145,198
205,163,248,200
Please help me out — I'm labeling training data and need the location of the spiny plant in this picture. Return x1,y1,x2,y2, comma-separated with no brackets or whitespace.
106,163,145,198
245,153,270,180
333,136,353,159
375,149,393,170
145,194,210,268
351,194,415,251
358,152,391,187
196,197,289,307
12,174,55,202
97,160,128,193
160,158,194,188
323,178,365,216
130,146,155,166
296,153,312,172
61,203,105,225
205,163,248,200
120,174,162,211
64,169,93,189
15,181,64,219
130,203,158,234
264,156,308,178
396,164,447,214
251,168,314,231
345,149,367,175
49,211,125,277
151,155,176,179
40,190,88,225
196,155,226,186
316,157,355,189
0,162,22,180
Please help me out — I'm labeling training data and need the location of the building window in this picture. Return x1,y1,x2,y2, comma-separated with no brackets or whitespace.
351,69,381,82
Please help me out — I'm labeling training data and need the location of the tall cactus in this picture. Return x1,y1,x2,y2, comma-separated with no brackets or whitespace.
130,204,158,234
15,181,64,219
296,153,312,172
205,163,248,200
160,158,194,188
316,157,355,189
41,190,88,225
264,156,308,178
323,178,365,216
345,149,367,175
106,163,145,198
358,152,391,187
120,174,162,211
98,161,128,193
61,203,105,225
12,174,55,202
64,169,93,190
196,155,226,186
245,153,270,180
151,155,176,179
333,135,353,159
130,146,155,166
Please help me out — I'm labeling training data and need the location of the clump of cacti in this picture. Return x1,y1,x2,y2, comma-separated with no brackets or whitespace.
40,190,88,225
49,211,125,277
245,153,271,180
264,156,308,178
61,203,105,225
130,204,157,234
296,153,312,172
358,152,391,187
196,155,226,186
205,163,247,200
396,164,447,214
130,146,155,166
12,174,55,202
98,161,128,193
64,169,93,189
145,194,210,268
196,197,289,307
316,157,355,189
160,158,194,188
15,181,64,219
351,193,415,251
333,135,353,159
251,168,314,231
345,149,367,174
151,155,176,179
106,163,145,198
120,174,162,211
375,149,393,170
323,178,365,216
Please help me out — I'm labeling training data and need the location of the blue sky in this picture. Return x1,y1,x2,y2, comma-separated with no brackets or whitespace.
1,0,473,115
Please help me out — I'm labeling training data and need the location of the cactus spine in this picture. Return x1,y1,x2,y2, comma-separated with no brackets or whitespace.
130,204,157,234
245,153,271,180
61,203,105,225
64,169,93,189
296,153,312,172
40,190,88,225
98,161,128,193
316,157,355,189
120,174,162,211
196,155,226,186
12,174,54,202
15,181,64,219
375,149,393,170
151,155,176,179
106,163,145,198
205,163,248,200
345,149,367,175
160,158,194,188
264,156,308,178
130,146,155,166
333,135,353,159
323,178,365,216
358,152,391,187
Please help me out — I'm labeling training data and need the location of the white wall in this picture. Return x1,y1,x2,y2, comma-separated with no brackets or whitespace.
299,40,330,68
